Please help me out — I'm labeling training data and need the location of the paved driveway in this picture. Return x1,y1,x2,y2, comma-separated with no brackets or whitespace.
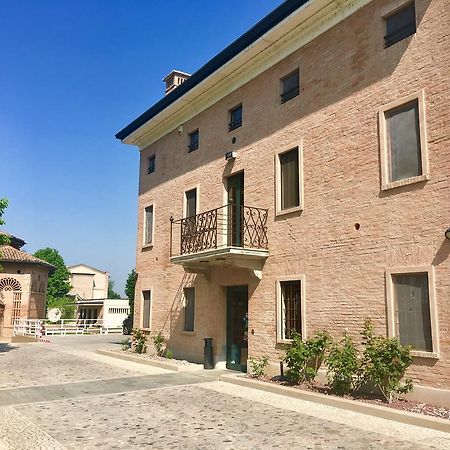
0,337,449,449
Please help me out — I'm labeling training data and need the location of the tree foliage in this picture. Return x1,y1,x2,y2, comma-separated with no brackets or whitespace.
33,248,71,302
108,279,121,299
125,268,137,316
0,198,9,246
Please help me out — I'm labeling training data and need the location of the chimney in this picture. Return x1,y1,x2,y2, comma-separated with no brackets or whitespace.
163,70,191,95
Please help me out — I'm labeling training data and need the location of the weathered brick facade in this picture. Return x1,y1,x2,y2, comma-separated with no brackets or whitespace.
128,0,449,394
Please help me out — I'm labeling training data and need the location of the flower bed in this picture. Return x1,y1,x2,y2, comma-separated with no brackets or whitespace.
250,375,450,420
108,348,197,366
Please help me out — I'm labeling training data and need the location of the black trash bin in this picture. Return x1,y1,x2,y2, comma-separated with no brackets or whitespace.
203,337,214,369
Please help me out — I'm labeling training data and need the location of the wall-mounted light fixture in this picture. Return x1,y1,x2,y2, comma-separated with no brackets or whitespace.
445,227,450,240
225,151,236,161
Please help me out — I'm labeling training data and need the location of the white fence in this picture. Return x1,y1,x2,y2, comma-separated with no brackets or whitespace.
13,319,122,337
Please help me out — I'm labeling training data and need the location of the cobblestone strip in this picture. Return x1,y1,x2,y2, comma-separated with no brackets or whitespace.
0,407,65,450
200,381,450,448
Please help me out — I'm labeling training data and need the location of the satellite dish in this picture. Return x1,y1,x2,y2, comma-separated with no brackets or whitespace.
48,308,62,322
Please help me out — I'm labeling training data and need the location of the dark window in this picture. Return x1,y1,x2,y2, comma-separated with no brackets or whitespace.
393,273,432,352
281,70,299,103
144,205,153,245
385,2,416,47
183,287,195,332
229,104,242,131
385,100,421,182
147,155,155,174
280,280,301,339
142,290,151,329
188,130,199,152
185,189,197,218
280,148,300,210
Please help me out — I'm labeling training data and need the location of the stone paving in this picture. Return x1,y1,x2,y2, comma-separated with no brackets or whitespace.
0,338,449,449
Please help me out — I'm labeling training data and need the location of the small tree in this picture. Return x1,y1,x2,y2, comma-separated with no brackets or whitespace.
0,198,10,271
125,269,137,317
284,331,331,384
108,279,121,299
33,248,72,317
359,318,413,403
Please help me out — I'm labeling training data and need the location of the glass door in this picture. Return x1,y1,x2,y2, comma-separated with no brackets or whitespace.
227,172,244,247
226,285,248,372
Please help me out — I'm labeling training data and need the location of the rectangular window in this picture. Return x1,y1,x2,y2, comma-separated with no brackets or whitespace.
142,290,151,329
185,188,197,218
280,148,300,210
188,130,199,152
384,2,416,48
379,92,428,190
229,104,242,131
393,273,432,352
385,100,421,182
147,155,155,174
281,70,299,103
280,280,302,340
144,205,153,245
183,287,195,332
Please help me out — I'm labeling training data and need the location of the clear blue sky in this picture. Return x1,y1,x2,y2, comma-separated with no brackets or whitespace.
0,0,281,295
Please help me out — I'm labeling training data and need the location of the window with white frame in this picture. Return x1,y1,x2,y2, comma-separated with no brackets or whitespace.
386,267,438,356
277,277,305,341
276,146,303,214
183,287,195,332
144,205,154,245
142,290,151,329
379,92,428,189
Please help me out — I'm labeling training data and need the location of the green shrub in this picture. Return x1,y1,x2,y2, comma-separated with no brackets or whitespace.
249,356,269,378
326,333,360,395
120,338,131,351
165,348,173,359
152,331,164,356
360,318,413,403
284,331,331,384
132,329,147,354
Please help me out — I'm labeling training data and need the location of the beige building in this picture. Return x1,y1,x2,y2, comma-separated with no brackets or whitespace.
0,232,54,337
68,264,109,300
116,0,450,403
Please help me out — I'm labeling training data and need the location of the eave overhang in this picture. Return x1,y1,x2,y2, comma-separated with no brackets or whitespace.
117,0,372,149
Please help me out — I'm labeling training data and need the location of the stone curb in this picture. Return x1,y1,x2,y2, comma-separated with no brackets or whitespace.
219,374,450,433
95,349,204,372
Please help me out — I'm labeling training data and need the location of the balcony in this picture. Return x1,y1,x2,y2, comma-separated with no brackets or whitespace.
170,204,268,279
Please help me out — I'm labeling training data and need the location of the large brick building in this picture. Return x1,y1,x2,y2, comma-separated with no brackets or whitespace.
117,0,450,404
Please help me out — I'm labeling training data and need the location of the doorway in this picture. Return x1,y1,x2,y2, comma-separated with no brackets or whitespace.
227,172,244,247
226,285,248,372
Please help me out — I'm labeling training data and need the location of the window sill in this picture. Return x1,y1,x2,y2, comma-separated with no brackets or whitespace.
411,350,439,360
275,205,303,217
381,174,429,191
141,328,151,333
180,330,195,336
142,244,154,250
276,338,293,345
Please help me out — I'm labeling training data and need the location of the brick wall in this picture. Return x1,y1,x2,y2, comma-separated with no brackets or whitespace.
134,0,449,389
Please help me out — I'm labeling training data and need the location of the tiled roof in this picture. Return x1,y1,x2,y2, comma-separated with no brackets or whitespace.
0,245,55,271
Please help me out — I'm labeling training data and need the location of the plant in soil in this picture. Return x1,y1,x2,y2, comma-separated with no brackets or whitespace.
165,348,173,359
120,338,131,351
326,332,360,395
284,331,331,384
152,331,164,356
359,318,413,403
249,356,269,378
132,329,147,354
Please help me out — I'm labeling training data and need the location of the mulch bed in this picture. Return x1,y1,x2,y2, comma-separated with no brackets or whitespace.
108,348,198,366
249,375,450,420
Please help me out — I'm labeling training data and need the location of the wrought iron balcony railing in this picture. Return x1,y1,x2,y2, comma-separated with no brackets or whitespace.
170,204,268,258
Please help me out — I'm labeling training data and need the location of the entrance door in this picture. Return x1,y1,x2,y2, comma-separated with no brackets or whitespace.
226,285,248,372
227,172,244,247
